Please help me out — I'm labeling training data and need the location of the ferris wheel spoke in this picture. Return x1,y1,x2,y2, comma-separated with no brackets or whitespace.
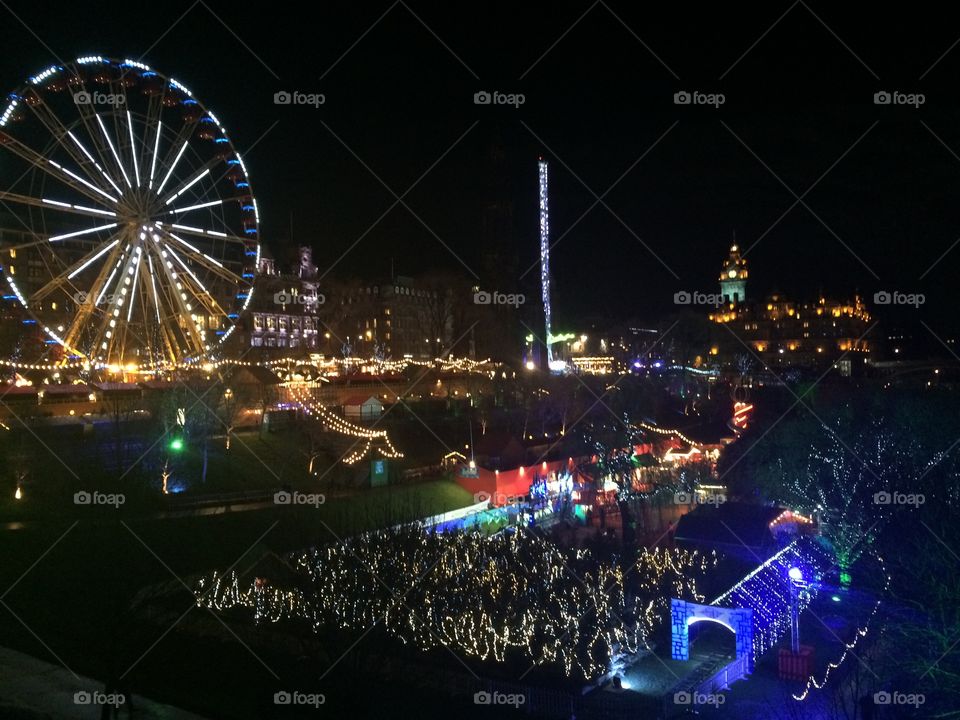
65,127,123,196
160,155,221,206
140,94,166,189
72,88,125,184
155,135,191,196
0,237,50,253
125,110,141,188
148,118,163,190
158,222,248,244
30,236,122,303
94,113,132,189
23,97,120,198
160,229,247,284
166,198,222,215
0,192,117,220
48,222,119,243
106,87,131,188
0,134,118,206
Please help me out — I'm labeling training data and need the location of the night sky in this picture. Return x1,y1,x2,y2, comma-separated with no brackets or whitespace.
3,1,960,336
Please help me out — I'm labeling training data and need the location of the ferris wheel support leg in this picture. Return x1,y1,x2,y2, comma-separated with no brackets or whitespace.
60,238,126,360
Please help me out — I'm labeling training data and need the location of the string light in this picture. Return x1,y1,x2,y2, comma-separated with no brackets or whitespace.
711,538,831,663
290,384,403,464
196,527,721,680
0,354,499,375
791,551,889,702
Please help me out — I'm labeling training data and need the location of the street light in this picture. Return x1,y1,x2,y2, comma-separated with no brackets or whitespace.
788,566,807,654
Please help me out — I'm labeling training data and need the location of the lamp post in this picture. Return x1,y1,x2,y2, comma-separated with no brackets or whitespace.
788,566,805,653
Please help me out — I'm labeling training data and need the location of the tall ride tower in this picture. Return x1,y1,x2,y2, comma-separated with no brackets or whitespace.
538,159,554,364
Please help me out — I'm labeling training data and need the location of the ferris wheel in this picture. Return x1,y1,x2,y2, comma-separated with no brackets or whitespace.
0,55,260,370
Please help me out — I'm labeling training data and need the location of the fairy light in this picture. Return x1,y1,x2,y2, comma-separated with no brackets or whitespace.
195,526,702,680
711,538,831,663
792,552,889,702
635,421,699,447
0,355,501,381
290,384,403,464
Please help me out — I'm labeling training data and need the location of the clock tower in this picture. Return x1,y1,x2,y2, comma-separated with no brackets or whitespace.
720,244,748,304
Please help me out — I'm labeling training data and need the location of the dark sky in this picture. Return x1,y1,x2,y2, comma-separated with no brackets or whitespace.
3,1,960,338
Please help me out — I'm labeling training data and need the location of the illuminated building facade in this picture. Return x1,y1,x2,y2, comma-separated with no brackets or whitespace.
333,275,451,360
708,245,871,371
243,246,321,353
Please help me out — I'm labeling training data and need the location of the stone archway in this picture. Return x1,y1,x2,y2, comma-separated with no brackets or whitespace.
671,599,753,670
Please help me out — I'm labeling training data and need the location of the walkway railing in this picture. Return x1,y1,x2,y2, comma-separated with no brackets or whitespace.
697,652,749,696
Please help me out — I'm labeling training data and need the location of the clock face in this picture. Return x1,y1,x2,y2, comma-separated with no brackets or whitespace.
728,269,738,278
